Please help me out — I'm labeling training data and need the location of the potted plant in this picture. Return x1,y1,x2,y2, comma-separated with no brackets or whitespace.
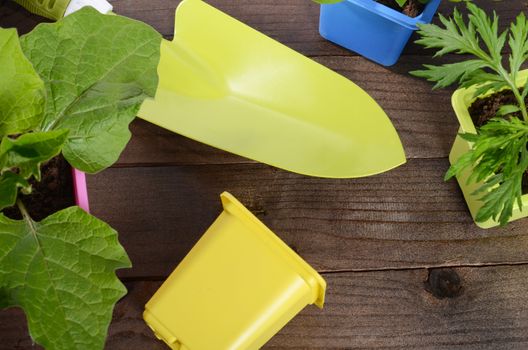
0,7,161,350
2,158,90,220
411,2,528,228
313,0,442,66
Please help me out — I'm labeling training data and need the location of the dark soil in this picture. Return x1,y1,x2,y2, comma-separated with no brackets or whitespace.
3,155,75,221
468,89,523,128
468,90,528,194
376,0,424,18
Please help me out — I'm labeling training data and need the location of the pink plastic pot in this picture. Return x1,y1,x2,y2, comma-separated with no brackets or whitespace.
72,168,90,212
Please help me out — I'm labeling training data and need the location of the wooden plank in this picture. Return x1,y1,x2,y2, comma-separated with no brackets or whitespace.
120,119,250,166
111,0,521,57
1,0,521,57
269,266,528,349
3,265,528,349
85,160,528,278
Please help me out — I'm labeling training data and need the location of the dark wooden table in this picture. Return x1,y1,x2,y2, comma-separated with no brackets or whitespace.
2,0,528,349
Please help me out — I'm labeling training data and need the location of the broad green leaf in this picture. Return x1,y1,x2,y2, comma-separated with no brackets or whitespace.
0,172,30,211
20,7,161,173
0,28,45,137
0,130,69,180
0,207,131,350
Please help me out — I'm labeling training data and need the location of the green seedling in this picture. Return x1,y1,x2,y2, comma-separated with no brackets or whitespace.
412,2,528,226
0,8,161,350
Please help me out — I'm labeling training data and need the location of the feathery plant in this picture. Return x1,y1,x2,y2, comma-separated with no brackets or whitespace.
411,2,528,226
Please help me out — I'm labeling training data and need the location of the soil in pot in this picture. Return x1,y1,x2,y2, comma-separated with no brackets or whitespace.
376,0,424,18
3,155,76,221
468,89,528,194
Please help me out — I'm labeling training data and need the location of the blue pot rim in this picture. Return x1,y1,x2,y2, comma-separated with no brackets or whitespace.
339,0,441,30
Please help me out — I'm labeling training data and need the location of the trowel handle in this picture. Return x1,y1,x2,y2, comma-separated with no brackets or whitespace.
15,0,112,20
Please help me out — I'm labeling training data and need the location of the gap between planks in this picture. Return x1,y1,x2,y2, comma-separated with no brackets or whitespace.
109,156,450,169
120,261,528,283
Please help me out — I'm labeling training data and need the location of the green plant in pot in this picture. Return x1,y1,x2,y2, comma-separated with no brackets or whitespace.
412,2,528,228
0,7,161,350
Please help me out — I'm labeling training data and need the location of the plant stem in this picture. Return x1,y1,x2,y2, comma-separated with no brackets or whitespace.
498,67,528,121
513,88,528,122
16,199,31,222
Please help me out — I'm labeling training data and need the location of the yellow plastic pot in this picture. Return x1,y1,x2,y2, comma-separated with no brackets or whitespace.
144,192,326,349
449,70,528,229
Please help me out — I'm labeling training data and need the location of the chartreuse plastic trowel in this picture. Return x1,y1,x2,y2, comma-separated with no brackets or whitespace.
15,0,406,178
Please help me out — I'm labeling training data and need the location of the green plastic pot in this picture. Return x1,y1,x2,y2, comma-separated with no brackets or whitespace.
449,70,528,229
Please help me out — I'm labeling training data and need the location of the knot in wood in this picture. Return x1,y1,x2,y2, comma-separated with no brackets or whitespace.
424,268,463,299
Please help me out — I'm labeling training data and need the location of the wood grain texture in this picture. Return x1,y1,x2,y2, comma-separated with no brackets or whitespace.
3,265,528,349
3,0,523,50
120,119,251,166
2,0,528,349
85,160,528,278
268,266,528,349
111,0,524,56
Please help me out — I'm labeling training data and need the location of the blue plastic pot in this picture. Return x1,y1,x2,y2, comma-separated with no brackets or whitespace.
319,0,441,66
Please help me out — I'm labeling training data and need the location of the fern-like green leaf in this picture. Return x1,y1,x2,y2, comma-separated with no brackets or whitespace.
413,2,528,225
509,12,528,80
411,60,484,89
